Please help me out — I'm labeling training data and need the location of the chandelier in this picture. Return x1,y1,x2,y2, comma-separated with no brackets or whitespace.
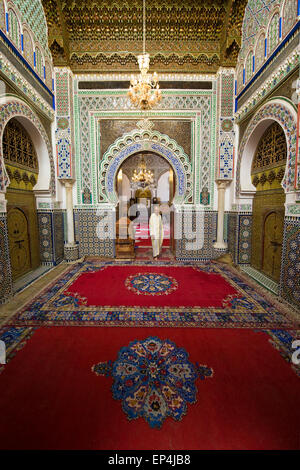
128,0,162,110
131,155,155,189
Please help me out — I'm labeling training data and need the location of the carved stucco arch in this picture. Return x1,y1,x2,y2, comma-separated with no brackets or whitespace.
236,98,297,199
99,130,192,205
0,96,55,195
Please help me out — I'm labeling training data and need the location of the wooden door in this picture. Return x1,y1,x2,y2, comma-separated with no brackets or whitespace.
7,207,31,280
262,211,284,282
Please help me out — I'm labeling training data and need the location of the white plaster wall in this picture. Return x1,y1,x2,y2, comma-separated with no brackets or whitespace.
121,173,131,201
157,171,170,202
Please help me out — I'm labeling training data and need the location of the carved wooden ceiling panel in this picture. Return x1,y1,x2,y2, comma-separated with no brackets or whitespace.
42,0,248,73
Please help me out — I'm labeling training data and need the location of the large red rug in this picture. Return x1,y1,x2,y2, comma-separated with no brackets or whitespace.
65,265,238,308
0,327,299,450
9,260,296,328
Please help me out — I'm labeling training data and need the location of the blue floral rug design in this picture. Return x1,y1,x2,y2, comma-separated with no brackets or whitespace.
125,272,178,295
92,336,213,428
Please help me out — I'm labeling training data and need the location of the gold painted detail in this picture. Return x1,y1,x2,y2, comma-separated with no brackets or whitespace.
42,0,247,71
251,192,285,284
135,188,152,199
252,166,285,191
5,165,37,191
262,211,284,282
251,122,286,283
252,122,287,175
7,207,31,280
69,51,221,73
3,119,38,172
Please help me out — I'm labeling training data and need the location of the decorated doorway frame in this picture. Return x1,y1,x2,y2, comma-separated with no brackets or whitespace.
0,96,55,197
98,129,192,206
236,98,297,201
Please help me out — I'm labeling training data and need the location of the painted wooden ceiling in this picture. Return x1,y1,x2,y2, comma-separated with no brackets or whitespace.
42,0,248,73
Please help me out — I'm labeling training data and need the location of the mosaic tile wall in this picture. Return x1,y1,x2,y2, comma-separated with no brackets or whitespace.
0,213,13,303
175,211,218,260
0,0,54,118
11,0,51,58
74,209,115,258
74,88,217,208
236,0,298,95
217,70,235,181
37,210,64,265
280,217,300,308
237,214,253,264
55,69,73,179
227,212,252,265
0,208,64,303
53,211,64,263
227,212,239,263
228,211,300,309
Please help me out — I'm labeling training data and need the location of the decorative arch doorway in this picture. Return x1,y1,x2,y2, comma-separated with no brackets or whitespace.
236,99,297,198
99,129,192,206
116,150,176,257
3,118,40,280
250,121,287,282
117,151,175,203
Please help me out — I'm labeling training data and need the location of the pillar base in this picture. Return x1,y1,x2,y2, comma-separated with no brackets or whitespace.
64,243,79,262
213,241,228,250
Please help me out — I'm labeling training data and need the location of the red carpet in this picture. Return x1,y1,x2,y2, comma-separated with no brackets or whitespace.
65,265,238,308
135,238,170,247
0,327,299,450
135,224,170,247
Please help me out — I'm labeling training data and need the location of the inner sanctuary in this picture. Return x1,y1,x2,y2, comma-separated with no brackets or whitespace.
0,0,299,451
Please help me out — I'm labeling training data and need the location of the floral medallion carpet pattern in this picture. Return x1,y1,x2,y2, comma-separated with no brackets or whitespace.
125,273,178,296
93,336,213,428
7,260,297,329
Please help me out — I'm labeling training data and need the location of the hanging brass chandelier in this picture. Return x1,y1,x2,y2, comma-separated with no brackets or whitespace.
131,155,154,189
128,0,162,110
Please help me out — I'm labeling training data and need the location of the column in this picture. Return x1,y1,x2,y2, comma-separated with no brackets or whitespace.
213,179,230,249
60,179,79,261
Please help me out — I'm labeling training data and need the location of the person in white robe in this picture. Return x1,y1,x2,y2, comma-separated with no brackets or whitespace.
149,205,163,259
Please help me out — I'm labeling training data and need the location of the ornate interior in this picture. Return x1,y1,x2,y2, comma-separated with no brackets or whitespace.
42,0,248,72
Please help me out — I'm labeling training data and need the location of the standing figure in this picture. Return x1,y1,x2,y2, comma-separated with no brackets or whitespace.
149,205,163,259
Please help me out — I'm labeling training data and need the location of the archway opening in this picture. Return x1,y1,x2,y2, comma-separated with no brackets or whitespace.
3,118,41,280
250,121,287,282
115,151,175,258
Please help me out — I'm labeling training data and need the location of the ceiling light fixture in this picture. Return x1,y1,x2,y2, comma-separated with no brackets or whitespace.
128,0,162,110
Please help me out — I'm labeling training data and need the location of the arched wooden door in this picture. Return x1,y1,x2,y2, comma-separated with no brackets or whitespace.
7,207,31,280
262,211,284,281
3,118,40,281
251,122,287,283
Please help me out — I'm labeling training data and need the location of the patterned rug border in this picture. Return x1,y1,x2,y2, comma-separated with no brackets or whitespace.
4,259,299,330
225,264,300,326
0,325,299,379
262,329,300,378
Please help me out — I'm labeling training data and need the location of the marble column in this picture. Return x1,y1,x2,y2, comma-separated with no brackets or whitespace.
213,179,230,250
60,179,79,261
